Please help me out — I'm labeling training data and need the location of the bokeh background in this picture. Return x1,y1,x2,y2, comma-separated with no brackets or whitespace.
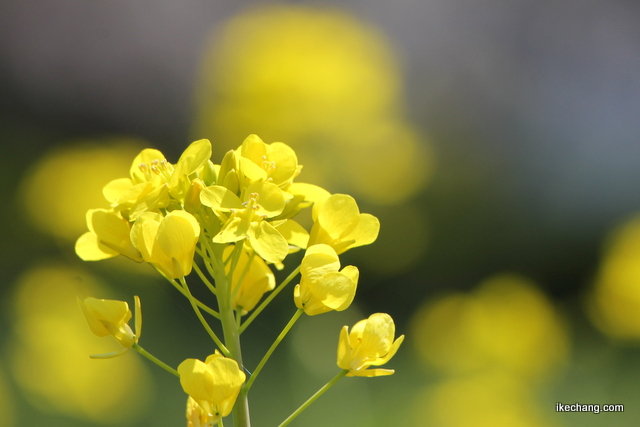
2,1,640,426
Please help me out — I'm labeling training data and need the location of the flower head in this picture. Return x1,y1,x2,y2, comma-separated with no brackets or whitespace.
103,139,212,219
178,352,246,424
337,313,404,377
308,194,379,254
294,244,358,316
200,181,289,263
236,134,300,189
78,296,142,358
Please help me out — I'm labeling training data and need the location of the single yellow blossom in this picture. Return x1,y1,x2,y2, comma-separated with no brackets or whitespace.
236,134,300,188
178,352,246,423
224,247,276,315
103,139,212,219
308,194,380,254
130,210,200,279
75,209,142,261
78,296,142,358
337,313,404,377
294,244,359,316
200,181,289,263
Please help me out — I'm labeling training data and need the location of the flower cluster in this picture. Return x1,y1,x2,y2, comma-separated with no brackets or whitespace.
76,136,402,426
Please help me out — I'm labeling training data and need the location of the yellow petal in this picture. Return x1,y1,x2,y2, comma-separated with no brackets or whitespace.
337,325,351,370
87,209,142,261
130,212,163,262
248,221,289,263
178,359,217,407
205,357,246,417
301,244,340,283
200,185,244,211
360,313,395,357
287,183,331,219
246,181,285,218
345,213,380,251
130,148,166,183
134,295,142,339
78,297,131,337
75,231,118,261
276,219,309,249
265,142,298,187
347,368,395,377
303,271,357,315
102,177,133,204
317,194,361,240
176,139,212,176
239,157,268,182
155,211,200,278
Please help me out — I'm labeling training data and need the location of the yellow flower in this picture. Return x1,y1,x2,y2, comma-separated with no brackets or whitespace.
104,139,212,219
224,247,276,315
75,209,142,262
200,181,289,263
337,313,404,377
178,352,246,423
294,244,358,316
130,210,201,279
77,296,142,358
235,134,300,189
308,193,380,254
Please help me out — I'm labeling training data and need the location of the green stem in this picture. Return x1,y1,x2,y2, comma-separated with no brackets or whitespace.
231,250,255,303
132,343,179,377
239,265,301,334
192,261,218,296
179,277,229,356
278,370,349,427
216,256,251,427
161,275,220,319
244,308,303,393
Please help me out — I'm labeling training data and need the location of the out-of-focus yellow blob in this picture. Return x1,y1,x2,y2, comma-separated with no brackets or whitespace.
192,5,433,205
411,274,569,380
0,368,15,427
9,263,152,423
588,216,640,339
412,372,557,427
20,138,147,241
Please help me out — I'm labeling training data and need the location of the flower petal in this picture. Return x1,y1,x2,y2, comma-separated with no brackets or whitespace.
249,221,289,263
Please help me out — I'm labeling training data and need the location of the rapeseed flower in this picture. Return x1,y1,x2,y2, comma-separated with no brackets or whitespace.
130,210,200,279
75,209,142,261
200,181,289,263
337,313,404,377
294,244,358,316
178,352,246,423
308,194,380,254
104,139,212,219
78,296,142,358
235,134,300,189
